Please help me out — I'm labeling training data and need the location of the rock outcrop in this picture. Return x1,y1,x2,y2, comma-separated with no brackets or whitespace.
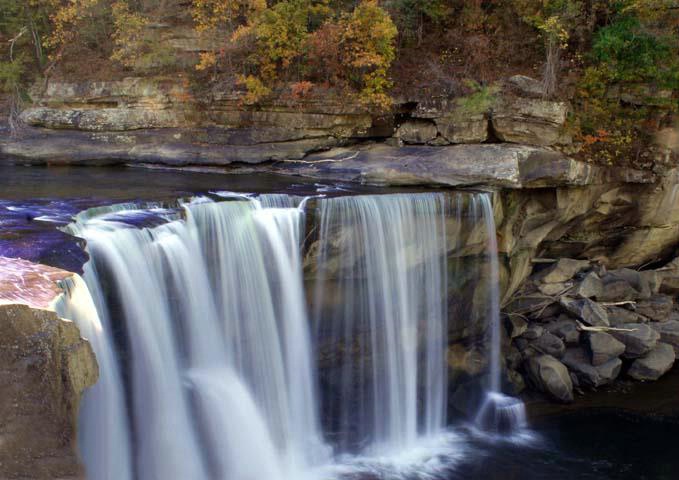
0,257,98,479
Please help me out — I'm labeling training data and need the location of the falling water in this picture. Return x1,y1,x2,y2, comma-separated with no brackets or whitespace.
63,197,327,480
53,273,133,480
473,194,527,435
312,193,449,455
55,189,524,480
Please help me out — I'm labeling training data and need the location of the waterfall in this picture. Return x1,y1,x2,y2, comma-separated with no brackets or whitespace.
55,190,524,480
64,197,327,480
312,193,449,455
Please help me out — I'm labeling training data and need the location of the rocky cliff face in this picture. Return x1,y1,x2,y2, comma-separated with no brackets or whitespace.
0,257,98,479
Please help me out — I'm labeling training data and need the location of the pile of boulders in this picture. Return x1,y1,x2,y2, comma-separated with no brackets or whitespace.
505,257,679,403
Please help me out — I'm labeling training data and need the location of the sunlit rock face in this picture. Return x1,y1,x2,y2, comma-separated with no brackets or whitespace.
0,257,98,479
0,256,73,308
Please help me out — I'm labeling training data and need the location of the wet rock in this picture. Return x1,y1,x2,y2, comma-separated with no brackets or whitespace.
539,259,590,284
628,343,675,381
531,332,566,358
506,345,523,370
610,323,660,358
396,120,438,144
505,316,528,339
507,369,526,394
562,347,622,387
574,272,603,299
601,268,652,300
526,354,574,403
607,306,645,326
598,280,641,302
447,343,489,381
538,281,569,296
560,297,609,327
636,295,674,322
521,324,544,340
650,320,679,354
586,332,625,366
545,316,580,345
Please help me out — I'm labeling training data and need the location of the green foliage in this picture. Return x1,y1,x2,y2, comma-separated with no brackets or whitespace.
457,80,499,115
0,57,25,93
590,16,679,88
572,5,679,165
385,0,449,44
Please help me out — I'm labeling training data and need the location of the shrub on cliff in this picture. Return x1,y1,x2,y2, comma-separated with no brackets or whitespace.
191,0,397,109
573,3,678,165
110,1,175,71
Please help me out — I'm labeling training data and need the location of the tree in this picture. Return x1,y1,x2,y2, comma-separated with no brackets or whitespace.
385,0,449,46
515,0,584,97
341,0,397,108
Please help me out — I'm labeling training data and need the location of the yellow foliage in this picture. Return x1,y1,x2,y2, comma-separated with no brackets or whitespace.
195,52,217,71
342,0,397,109
110,1,148,67
43,0,100,61
191,0,266,33
237,74,271,104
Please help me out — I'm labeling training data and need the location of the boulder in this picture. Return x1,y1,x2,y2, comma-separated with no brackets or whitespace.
598,280,641,302
601,268,652,300
435,113,488,144
539,258,590,284
492,96,570,146
505,316,528,339
627,343,675,381
636,295,674,322
506,345,523,370
447,343,489,381
396,120,438,144
560,297,609,327
562,347,622,387
574,272,604,299
650,320,679,354
538,281,569,296
531,332,566,358
520,324,544,340
610,323,660,358
526,354,574,403
545,316,580,345
586,332,625,366
607,306,645,326
506,75,545,98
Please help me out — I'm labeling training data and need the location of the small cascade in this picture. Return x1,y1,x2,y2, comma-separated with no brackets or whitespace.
472,194,527,436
